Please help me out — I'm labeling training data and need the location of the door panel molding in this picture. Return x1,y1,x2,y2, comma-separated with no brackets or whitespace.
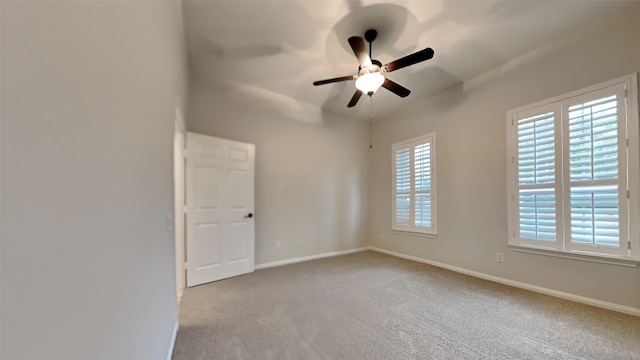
186,133,255,287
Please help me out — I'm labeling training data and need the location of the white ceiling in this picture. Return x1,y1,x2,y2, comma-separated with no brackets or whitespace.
183,0,634,120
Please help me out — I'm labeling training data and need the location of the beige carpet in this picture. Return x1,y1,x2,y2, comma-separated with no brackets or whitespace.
172,251,640,359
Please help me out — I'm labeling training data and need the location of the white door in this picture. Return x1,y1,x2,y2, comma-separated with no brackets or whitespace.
186,133,255,287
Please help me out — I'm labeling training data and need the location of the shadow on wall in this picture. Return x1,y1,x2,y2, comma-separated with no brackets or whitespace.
223,80,325,124
219,78,361,126
322,167,368,251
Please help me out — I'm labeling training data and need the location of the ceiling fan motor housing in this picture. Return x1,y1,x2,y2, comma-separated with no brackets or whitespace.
359,59,383,77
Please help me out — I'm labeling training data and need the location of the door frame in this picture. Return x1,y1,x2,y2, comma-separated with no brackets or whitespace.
174,110,186,300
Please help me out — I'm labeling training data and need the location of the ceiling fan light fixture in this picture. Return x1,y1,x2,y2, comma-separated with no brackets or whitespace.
355,72,385,95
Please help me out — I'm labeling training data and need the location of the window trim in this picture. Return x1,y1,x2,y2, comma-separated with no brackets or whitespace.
506,73,639,262
392,133,437,236
509,244,639,267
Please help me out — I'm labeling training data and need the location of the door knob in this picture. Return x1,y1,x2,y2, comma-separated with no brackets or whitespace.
245,213,253,218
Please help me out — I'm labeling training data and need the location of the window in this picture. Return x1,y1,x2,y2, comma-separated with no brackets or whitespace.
392,133,437,235
507,74,639,261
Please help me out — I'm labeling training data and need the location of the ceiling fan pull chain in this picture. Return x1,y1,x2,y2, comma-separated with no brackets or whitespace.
369,97,373,149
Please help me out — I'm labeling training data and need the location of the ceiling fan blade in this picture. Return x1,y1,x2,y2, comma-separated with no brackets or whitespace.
313,75,355,86
347,90,363,107
348,36,371,66
382,79,411,98
385,47,434,73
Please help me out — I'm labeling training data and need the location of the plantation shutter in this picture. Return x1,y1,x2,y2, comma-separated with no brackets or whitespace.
507,75,636,260
414,142,432,228
564,86,628,255
394,147,411,226
514,105,561,247
392,134,436,235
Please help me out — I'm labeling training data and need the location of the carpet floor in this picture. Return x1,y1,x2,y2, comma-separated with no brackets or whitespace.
172,251,640,360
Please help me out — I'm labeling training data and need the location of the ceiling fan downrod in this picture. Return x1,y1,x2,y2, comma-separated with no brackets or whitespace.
364,29,377,59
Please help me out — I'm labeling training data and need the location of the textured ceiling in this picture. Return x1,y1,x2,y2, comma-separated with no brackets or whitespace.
183,0,634,120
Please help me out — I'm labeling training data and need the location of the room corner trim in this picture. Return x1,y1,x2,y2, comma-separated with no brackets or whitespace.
369,246,640,317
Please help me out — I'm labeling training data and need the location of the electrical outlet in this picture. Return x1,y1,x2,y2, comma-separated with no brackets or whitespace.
496,252,504,263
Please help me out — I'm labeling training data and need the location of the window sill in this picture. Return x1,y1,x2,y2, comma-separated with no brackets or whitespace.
508,245,640,268
392,229,437,239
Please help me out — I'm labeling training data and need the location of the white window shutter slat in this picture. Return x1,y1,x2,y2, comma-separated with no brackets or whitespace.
392,134,437,235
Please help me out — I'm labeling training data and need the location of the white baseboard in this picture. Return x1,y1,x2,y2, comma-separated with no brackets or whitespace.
255,247,369,270
369,246,640,317
166,321,179,360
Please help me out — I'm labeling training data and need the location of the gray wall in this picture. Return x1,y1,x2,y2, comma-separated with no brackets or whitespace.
1,1,188,359
187,78,370,265
370,8,640,309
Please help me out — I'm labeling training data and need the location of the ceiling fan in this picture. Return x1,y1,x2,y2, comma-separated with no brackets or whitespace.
313,29,434,108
